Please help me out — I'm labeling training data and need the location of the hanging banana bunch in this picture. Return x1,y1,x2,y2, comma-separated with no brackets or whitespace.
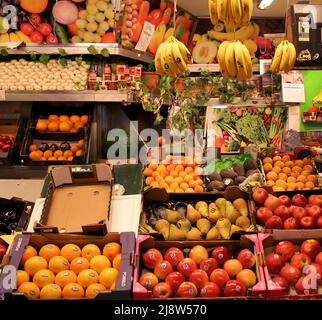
155,36,193,77
217,40,252,81
270,40,297,73
209,0,253,30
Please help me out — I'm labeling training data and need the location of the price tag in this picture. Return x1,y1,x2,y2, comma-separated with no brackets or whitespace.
0,90,5,101
135,21,155,52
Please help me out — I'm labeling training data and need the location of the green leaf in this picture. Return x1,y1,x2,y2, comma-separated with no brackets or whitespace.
87,45,97,55
39,54,50,64
75,56,83,66
100,48,110,57
58,57,68,67
154,113,164,125
0,49,8,56
58,48,68,56
30,52,38,61
93,81,100,91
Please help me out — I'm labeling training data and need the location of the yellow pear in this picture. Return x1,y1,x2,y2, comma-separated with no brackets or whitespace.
165,209,182,224
155,219,170,240
206,227,221,240
186,227,202,240
226,201,240,224
208,203,221,224
236,216,251,229
215,198,227,217
169,225,186,240
230,224,243,237
196,218,211,236
177,219,191,232
215,218,231,239
195,201,208,218
187,204,201,224
233,198,249,217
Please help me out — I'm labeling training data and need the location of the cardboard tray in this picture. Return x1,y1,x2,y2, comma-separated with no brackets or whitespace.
141,186,257,240
0,113,24,165
259,233,322,300
132,235,267,300
1,231,136,300
36,164,113,234
252,187,322,239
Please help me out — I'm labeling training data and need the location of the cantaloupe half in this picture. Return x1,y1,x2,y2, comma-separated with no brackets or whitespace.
192,41,218,64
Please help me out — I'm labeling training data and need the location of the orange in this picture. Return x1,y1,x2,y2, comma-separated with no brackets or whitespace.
24,256,48,277
70,145,79,154
70,115,81,124
20,246,37,266
33,269,55,288
48,115,59,122
284,161,294,168
150,181,159,188
156,164,166,172
307,175,317,184
159,182,169,189
303,165,313,173
145,177,154,186
164,176,174,184
80,115,88,125
184,175,193,183
81,244,101,261
278,173,288,181
47,121,59,132
296,182,305,190
267,180,275,187
155,175,164,183
57,156,66,161
29,151,42,160
272,167,282,175
166,188,174,193
287,176,297,183
36,121,47,132
85,283,106,298
189,180,197,189
273,156,282,162
263,163,273,173
99,268,119,289
59,121,72,132
275,179,288,190
305,181,315,189
54,150,63,158
90,255,111,274
185,188,195,193
282,155,291,163
175,165,184,172
43,150,53,159
77,269,98,289
55,270,77,288
297,175,306,183
294,160,304,168
170,170,178,178
103,242,121,261
75,150,83,157
39,244,60,262
180,182,189,190
77,139,84,148
175,188,184,193
301,171,311,177
166,164,176,172
70,257,90,275
74,122,84,131
29,144,38,152
185,166,194,174
292,166,302,173
159,170,169,178
170,182,179,191
194,185,204,193
179,171,187,178
194,167,204,176
59,115,69,122
16,270,30,288
287,182,297,191
48,256,69,274
67,156,74,162
263,157,273,165
40,284,62,300
60,244,81,262
64,150,74,159
148,163,158,171
48,156,57,161
273,186,285,192
174,177,184,185
40,157,46,161
17,282,40,300
62,283,84,299
282,167,292,176
110,282,116,290
195,178,204,186
112,254,121,271
274,161,284,168
37,150,43,157
291,171,299,179
303,157,312,165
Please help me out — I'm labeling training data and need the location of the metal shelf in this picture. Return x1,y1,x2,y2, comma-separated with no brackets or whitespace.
0,43,153,63
188,64,260,73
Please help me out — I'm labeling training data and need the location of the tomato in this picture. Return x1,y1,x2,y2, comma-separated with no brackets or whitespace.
20,23,34,35
38,23,52,36
46,34,58,43
29,14,41,26
30,31,43,43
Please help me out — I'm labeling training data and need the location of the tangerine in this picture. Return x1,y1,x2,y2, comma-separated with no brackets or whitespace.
47,121,59,132
275,161,284,168
60,244,81,262
294,160,304,168
169,182,179,191
17,282,40,300
70,257,90,274
194,185,204,193
296,182,305,190
99,268,119,289
59,121,72,132
185,188,195,193
103,242,121,261
48,256,69,274
284,161,294,168
112,254,121,271
43,150,53,160
70,144,79,154
145,177,154,186
77,139,84,148
266,180,275,187
174,177,184,185
29,144,38,152
272,167,282,174
70,115,81,124
20,245,37,266
263,157,273,165
24,256,48,277
57,156,66,161
292,166,302,173
282,167,292,176
16,270,30,288
29,151,42,160
305,181,315,189
287,176,297,183
179,171,187,179
85,283,106,298
287,182,297,191
54,150,63,158
77,269,98,289
175,188,184,193
150,181,159,188
39,244,60,262
64,150,74,159
278,173,288,181
303,158,312,165
80,115,88,125
275,179,288,190
263,163,273,173
303,165,313,173
40,284,62,300
36,121,47,132
55,270,77,288
90,255,111,274
297,175,306,183
48,115,59,122
48,156,57,161
282,155,291,163
62,283,84,299
33,269,55,288
307,175,317,184
81,244,101,261
59,115,69,122
273,156,282,162
170,170,178,178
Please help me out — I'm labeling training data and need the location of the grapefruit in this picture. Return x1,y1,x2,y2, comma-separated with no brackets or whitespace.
62,283,84,299
39,244,60,262
60,244,81,262
85,283,106,298
17,282,40,300
24,256,48,277
99,268,118,289
70,257,90,274
33,269,55,288
55,270,77,288
48,256,70,274
103,243,121,261
90,255,111,274
40,284,62,300
77,269,98,289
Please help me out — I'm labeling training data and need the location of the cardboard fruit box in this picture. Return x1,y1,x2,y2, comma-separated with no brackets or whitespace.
140,186,257,241
259,233,322,300
133,235,267,300
35,164,113,234
1,231,135,300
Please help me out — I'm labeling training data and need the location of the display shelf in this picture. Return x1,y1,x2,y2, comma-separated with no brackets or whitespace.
0,165,47,179
188,63,260,73
0,43,153,63
206,97,289,107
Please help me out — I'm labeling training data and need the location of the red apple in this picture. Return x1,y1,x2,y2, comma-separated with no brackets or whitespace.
295,276,318,295
272,277,290,292
264,195,281,212
292,194,307,208
300,239,321,260
177,258,197,278
307,205,321,221
253,187,269,204
152,282,173,298
176,281,198,298
317,216,322,228
210,268,230,288
300,216,315,229
139,272,159,290
279,195,292,207
280,265,301,285
315,252,322,265
256,207,273,225
308,194,322,207
189,269,209,290
290,253,312,271
142,249,163,269
200,258,218,276
291,206,307,221
274,241,295,261
266,253,285,274
0,243,7,263
189,245,209,265
154,260,173,280
274,205,291,221
223,280,246,297
165,272,185,290
265,216,283,229
223,259,243,277
284,217,300,229
200,282,221,298
211,247,231,265
164,247,184,267
237,249,256,268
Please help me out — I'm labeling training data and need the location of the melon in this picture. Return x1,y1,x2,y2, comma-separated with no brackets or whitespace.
52,1,78,25
192,41,218,64
20,0,48,14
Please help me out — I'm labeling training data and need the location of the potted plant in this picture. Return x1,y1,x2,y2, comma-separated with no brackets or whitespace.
140,61,160,92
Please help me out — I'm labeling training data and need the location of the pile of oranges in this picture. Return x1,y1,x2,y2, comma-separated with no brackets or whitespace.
262,155,318,192
16,242,121,300
29,140,84,161
143,156,205,193
35,114,88,133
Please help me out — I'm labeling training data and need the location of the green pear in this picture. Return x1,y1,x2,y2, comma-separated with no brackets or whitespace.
165,209,182,224
208,203,221,224
215,198,227,217
233,198,249,216
225,201,240,224
206,227,221,240
177,219,191,232
215,218,231,239
169,224,186,241
196,218,211,236
186,227,202,240
187,204,201,224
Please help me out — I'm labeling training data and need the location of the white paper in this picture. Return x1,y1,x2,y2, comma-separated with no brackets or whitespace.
135,21,155,52
281,71,305,103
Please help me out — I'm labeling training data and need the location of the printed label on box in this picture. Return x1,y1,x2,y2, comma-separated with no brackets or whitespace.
135,21,155,52
0,90,5,101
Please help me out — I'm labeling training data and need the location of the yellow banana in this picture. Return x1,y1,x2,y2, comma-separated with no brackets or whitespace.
217,40,230,78
172,38,188,74
9,32,20,42
209,0,219,26
240,42,252,79
230,0,242,28
241,0,253,24
270,41,285,73
280,41,290,72
287,41,297,71
225,0,235,32
234,41,247,81
155,41,165,75
217,0,228,22
15,31,32,43
208,22,254,41
160,40,171,76
176,39,193,64
225,41,237,77
165,38,181,77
